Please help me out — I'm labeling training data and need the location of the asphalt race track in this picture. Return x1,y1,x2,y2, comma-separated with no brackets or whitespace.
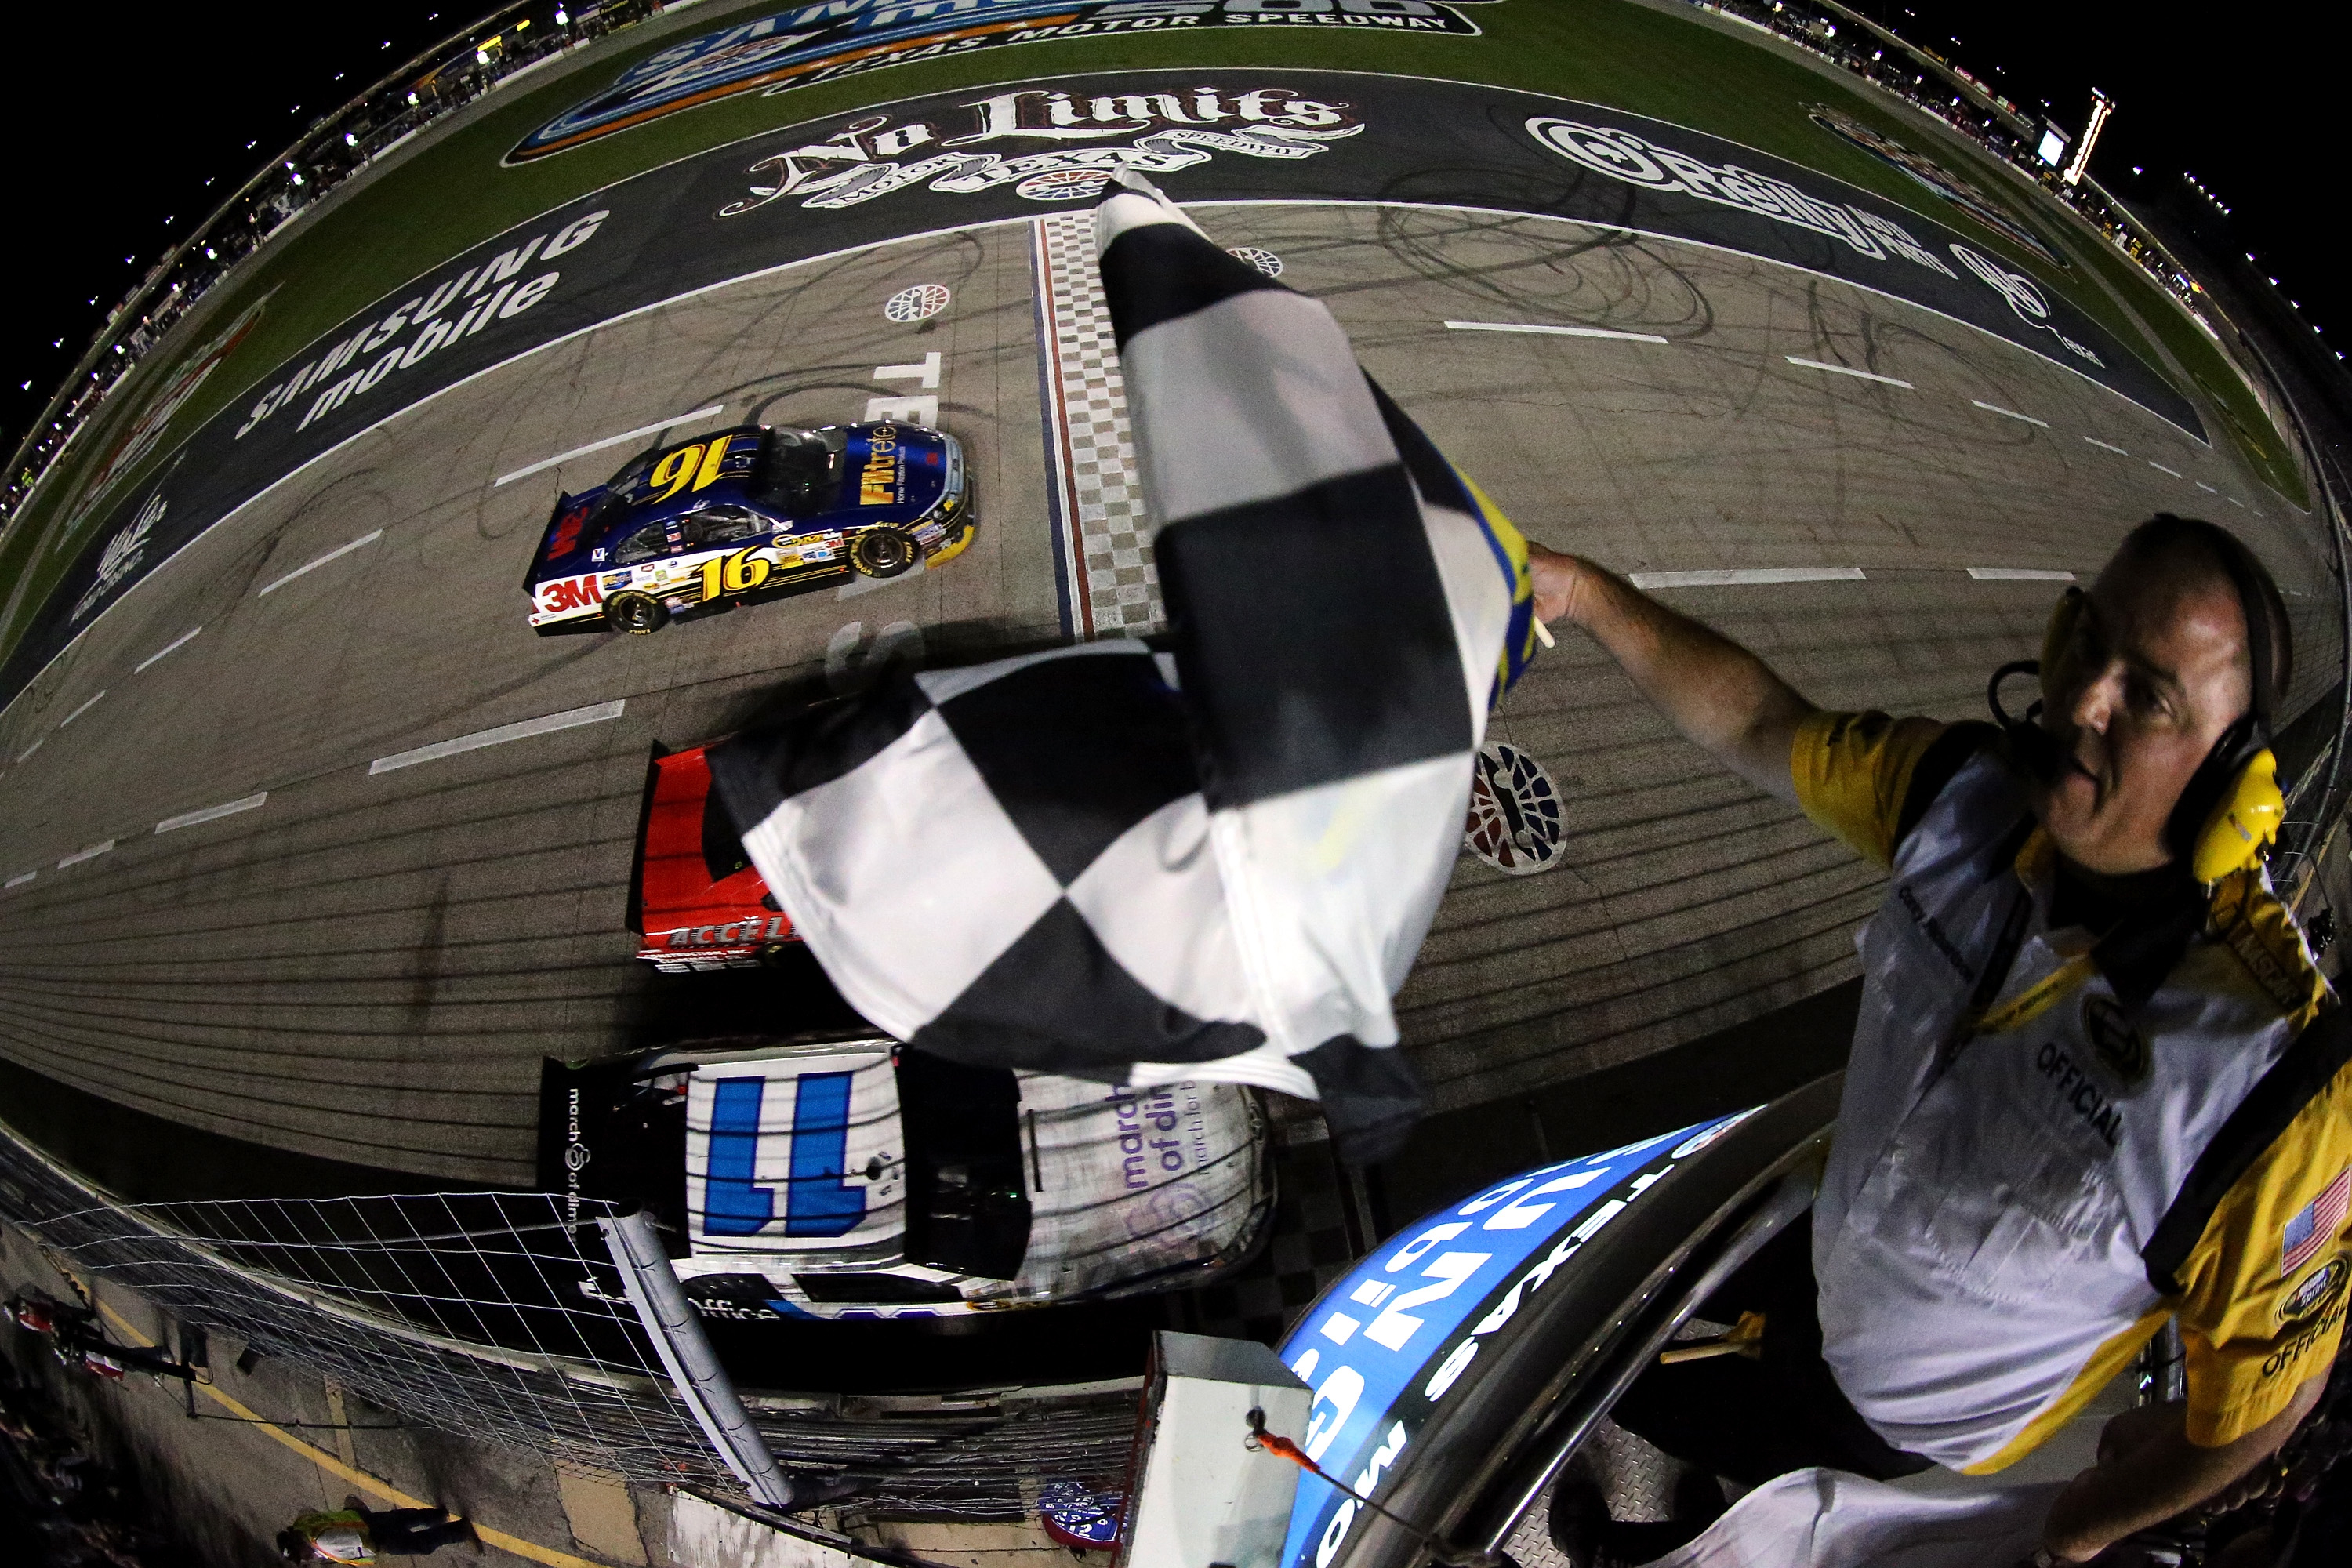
0,186,2328,1189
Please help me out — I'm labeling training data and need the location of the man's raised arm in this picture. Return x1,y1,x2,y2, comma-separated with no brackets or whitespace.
1530,542,1817,803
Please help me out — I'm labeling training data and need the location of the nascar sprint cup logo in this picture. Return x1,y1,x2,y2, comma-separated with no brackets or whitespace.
719,85,1365,216
512,0,1490,160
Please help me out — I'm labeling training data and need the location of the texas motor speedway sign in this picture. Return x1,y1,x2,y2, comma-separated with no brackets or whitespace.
510,0,1494,161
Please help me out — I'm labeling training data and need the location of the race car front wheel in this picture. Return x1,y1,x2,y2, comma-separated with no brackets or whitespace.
605,591,670,636
850,528,919,579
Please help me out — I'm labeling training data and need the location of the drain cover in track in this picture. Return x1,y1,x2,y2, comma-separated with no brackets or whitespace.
1465,741,1565,874
1017,169,1112,201
883,284,951,322
1226,246,1284,277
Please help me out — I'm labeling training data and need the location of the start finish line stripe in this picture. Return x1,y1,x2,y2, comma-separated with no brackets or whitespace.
1630,567,1867,588
493,405,728,487
369,700,626,775
156,793,270,834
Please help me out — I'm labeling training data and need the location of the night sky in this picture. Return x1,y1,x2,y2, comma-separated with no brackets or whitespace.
1849,0,2344,369
2,2,2339,474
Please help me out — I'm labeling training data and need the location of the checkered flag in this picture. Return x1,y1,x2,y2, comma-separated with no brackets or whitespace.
712,175,1535,1161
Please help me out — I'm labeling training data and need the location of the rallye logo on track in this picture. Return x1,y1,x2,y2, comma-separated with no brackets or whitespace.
510,0,1491,161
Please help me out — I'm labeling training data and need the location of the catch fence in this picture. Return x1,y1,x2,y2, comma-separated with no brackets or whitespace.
0,1116,1137,1521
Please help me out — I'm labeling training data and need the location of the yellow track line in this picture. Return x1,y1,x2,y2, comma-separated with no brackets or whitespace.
90,1297,608,1568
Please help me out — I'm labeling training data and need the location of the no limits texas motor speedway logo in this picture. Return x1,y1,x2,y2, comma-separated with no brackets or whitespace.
509,0,1494,161
717,85,1365,215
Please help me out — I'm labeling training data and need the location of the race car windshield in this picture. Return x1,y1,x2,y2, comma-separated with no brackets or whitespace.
895,1052,1030,1279
755,429,842,516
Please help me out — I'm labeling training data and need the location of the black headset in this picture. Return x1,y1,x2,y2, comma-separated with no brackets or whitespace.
1987,517,2284,883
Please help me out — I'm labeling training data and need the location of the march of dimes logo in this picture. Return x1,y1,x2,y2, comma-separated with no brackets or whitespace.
717,85,1367,217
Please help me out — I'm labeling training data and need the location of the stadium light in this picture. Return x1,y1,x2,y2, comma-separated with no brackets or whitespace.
2061,89,2111,186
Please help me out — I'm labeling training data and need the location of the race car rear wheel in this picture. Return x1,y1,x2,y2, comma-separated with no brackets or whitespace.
605,591,670,636
850,528,919,579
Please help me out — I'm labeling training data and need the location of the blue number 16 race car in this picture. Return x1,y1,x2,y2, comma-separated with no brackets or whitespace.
524,420,971,636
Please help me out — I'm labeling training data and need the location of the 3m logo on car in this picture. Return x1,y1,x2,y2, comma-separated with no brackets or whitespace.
539,573,606,614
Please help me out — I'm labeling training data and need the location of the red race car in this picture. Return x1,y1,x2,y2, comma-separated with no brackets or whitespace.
626,743,796,972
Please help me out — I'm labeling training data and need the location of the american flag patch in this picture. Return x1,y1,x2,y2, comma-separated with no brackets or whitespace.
2284,1167,2352,1278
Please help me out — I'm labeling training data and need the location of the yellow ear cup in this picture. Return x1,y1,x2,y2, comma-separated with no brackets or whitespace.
2192,749,2284,884
2040,586,2085,692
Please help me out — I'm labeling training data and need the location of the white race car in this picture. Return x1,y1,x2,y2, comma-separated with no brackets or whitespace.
540,1034,1272,1319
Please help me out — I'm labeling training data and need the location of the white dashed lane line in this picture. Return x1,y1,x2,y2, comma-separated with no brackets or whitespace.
2148,461,2183,478
1445,320,1671,345
1971,400,2049,428
3,871,34,891
2196,481,2219,493
60,691,105,728
155,793,269,835
56,841,114,869
258,530,383,597
1630,567,1866,588
134,626,202,672
16,738,43,763
368,699,626,776
493,404,729,488
1784,355,1912,388
2083,437,2131,456
1969,568,2075,582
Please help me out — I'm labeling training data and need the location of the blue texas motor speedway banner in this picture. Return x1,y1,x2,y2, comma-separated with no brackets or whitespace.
510,0,1499,161
1276,1107,1762,1568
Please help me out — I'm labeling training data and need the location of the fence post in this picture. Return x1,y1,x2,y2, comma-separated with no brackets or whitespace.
597,1212,798,1509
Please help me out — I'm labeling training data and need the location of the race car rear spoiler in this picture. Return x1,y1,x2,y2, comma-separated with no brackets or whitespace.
523,485,606,590
622,741,670,938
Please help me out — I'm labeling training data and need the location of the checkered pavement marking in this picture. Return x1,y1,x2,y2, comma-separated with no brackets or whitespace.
1033,212,1163,639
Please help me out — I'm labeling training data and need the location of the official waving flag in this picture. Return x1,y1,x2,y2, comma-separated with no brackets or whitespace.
710,174,1535,1160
